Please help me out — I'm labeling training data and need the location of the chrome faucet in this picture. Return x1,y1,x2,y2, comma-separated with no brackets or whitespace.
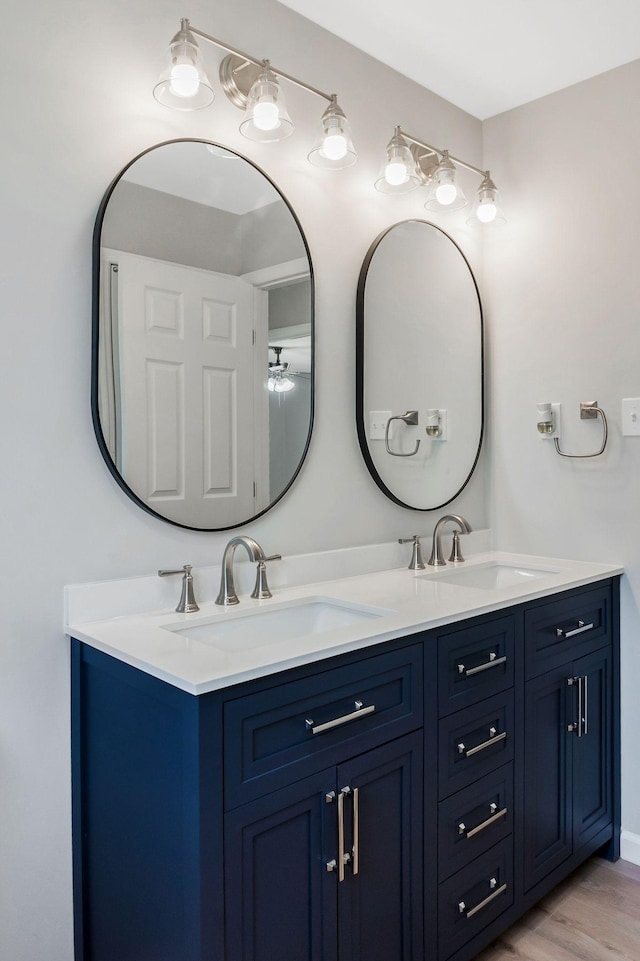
215,536,281,605
428,514,472,567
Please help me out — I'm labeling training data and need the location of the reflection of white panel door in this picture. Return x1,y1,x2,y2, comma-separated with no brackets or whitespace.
109,250,259,528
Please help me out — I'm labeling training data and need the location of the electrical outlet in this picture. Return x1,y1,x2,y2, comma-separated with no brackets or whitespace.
369,411,391,440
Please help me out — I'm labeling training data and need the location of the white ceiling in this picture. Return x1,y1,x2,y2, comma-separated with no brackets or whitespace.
277,0,640,119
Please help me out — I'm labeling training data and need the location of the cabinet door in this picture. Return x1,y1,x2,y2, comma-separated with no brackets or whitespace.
337,732,423,961
224,768,338,961
523,665,573,892
572,647,612,850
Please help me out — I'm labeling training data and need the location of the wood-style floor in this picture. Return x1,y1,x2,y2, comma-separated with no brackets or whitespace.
475,857,640,961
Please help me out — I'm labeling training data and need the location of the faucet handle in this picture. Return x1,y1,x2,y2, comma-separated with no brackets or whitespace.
158,565,199,613
398,535,427,571
251,554,282,600
448,530,468,563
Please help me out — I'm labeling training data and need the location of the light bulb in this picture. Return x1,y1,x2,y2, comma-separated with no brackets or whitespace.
252,100,280,131
435,182,457,206
477,201,497,223
170,62,200,98
274,377,295,393
322,133,348,161
385,161,409,186
268,378,276,392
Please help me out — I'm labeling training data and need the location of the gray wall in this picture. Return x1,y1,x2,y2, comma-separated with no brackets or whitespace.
483,59,640,839
0,1,484,957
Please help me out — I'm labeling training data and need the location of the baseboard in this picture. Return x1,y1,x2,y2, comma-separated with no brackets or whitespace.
620,829,640,866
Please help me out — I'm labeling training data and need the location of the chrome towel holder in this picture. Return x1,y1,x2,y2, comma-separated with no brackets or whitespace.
385,410,420,457
554,401,608,459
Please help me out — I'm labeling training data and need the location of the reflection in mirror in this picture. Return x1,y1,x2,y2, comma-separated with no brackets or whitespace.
93,140,313,530
356,220,483,510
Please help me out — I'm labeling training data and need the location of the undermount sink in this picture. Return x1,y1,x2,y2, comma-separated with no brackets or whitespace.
162,596,396,652
419,561,560,591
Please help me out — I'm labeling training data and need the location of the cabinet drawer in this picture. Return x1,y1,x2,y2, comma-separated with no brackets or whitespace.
437,615,515,717
438,692,514,799
223,644,423,808
525,582,612,679
438,764,513,881
438,837,513,959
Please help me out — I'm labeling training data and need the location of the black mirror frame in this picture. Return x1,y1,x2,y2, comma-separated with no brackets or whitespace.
91,139,315,531
355,219,484,511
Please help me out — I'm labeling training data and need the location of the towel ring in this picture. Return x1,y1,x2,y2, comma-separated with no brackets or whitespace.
554,402,608,459
385,410,420,457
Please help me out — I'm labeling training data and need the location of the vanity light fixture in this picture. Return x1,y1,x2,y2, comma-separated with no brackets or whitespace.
376,126,505,224
425,151,468,212
154,19,357,166
374,128,422,194
268,347,295,393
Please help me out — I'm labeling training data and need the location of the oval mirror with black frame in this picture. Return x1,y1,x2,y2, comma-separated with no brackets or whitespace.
356,220,483,510
92,140,314,531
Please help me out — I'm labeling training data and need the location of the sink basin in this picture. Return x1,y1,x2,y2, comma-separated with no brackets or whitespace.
419,561,559,591
163,596,396,652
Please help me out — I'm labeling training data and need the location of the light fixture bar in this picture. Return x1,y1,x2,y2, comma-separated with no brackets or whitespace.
188,23,333,103
400,128,486,178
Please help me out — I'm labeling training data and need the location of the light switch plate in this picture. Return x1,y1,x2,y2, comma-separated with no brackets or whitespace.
622,398,640,436
369,411,391,440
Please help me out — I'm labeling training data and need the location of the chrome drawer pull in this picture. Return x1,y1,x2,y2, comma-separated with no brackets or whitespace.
458,804,508,839
459,879,508,919
556,620,594,638
457,654,507,677
306,701,375,735
458,728,507,758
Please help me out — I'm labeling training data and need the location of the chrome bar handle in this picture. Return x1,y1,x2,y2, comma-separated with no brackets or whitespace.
457,653,507,677
567,675,586,734
306,701,375,735
337,787,352,882
352,787,359,876
580,674,588,737
459,879,508,919
458,727,507,758
556,620,594,639
458,804,508,840
577,673,584,739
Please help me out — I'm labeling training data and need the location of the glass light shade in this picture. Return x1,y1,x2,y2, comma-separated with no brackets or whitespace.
424,152,468,211
239,65,294,142
374,128,420,194
466,174,506,226
274,374,295,392
308,96,357,169
153,22,214,110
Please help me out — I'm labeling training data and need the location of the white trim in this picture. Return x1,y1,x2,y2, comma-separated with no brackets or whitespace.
620,830,640,866
241,257,309,289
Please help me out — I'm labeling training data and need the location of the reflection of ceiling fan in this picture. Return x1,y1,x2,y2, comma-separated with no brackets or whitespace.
268,346,295,392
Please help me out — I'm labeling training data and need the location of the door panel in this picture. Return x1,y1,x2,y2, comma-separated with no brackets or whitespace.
108,249,260,528
523,666,573,892
573,647,612,850
224,769,337,961
337,732,423,961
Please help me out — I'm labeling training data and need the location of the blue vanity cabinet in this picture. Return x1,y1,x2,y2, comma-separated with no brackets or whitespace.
432,577,620,961
72,636,425,961
522,584,616,896
224,731,423,961
71,576,620,961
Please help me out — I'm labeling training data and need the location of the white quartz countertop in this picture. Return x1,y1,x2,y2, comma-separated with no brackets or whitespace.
66,551,622,695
